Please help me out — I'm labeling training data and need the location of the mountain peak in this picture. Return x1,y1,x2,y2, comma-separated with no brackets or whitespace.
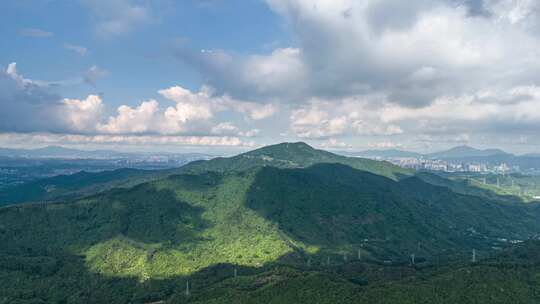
245,142,316,156
180,142,410,180
268,142,313,149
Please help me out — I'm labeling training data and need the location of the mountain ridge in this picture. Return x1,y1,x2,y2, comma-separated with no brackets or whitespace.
428,145,510,159
179,142,412,180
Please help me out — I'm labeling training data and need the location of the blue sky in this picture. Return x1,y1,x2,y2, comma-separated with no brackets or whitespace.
1,0,285,108
1,0,540,153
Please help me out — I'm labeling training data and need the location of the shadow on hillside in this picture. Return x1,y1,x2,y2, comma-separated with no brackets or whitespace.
411,171,531,205
0,168,160,206
243,163,540,259
0,241,443,303
0,249,328,303
5,240,540,304
0,181,212,258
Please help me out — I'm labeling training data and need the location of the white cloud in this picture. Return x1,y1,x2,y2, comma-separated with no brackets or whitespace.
62,95,104,132
1,63,269,139
9,0,540,150
289,98,404,139
158,86,215,122
97,100,159,134
381,88,540,129
0,132,255,148
93,88,215,135
58,85,271,137
288,84,540,140
290,104,344,138
6,63,37,86
0,63,64,132
0,62,117,133
174,46,308,101
174,0,540,145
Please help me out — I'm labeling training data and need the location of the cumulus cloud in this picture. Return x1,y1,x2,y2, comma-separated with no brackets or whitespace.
97,100,159,134
158,85,276,124
289,86,540,141
262,0,540,107
170,0,540,145
62,95,104,132
0,63,64,132
0,132,255,148
289,98,404,139
381,88,540,134
174,45,307,101
0,63,268,140
0,63,117,133
56,85,272,137
8,1,540,150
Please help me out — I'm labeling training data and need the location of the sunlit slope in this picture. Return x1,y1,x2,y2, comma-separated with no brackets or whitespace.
0,171,296,281
188,259,540,304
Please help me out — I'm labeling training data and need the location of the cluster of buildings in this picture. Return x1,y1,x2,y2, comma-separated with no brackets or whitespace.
381,157,513,174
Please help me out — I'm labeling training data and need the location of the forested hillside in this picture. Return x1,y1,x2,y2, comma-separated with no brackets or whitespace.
1,143,540,303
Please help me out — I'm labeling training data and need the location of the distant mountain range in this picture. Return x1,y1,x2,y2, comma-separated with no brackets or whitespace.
347,145,540,170
427,145,510,159
0,145,212,159
350,145,513,159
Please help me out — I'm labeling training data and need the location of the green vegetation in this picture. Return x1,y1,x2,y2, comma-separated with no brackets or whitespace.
180,142,411,180
2,142,540,303
432,172,540,202
0,168,173,206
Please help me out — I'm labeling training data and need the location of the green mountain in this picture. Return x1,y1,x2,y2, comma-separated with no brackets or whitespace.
180,142,411,180
0,143,409,207
0,168,171,206
2,142,540,303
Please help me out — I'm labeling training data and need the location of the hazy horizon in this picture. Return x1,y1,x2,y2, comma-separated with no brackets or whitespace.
0,141,535,157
